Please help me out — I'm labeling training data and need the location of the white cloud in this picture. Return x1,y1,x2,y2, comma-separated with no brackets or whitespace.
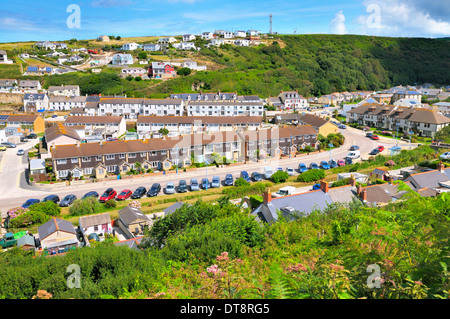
357,0,450,37
329,10,347,34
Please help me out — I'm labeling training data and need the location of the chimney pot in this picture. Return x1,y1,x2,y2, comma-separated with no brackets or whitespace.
263,189,272,204
361,189,367,201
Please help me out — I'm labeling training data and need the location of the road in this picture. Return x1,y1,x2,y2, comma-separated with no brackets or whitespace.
0,126,418,217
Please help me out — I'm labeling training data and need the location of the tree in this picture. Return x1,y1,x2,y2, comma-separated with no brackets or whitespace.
270,171,289,184
69,197,103,216
177,67,191,76
138,51,148,60
159,128,169,136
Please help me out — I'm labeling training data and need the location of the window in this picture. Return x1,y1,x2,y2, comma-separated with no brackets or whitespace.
106,154,115,160
140,152,146,157
96,156,102,161
71,158,78,164
57,159,67,165
82,157,91,162
107,165,117,173
58,170,69,177
94,225,98,231
83,167,93,175
128,153,136,158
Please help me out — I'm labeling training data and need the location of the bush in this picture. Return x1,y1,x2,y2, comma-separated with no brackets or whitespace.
9,210,49,228
69,197,103,216
296,169,325,182
249,195,263,209
222,182,269,198
29,201,61,217
234,178,250,187
270,171,289,184
104,199,117,208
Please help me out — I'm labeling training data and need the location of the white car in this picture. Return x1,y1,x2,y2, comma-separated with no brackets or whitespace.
17,149,25,156
164,182,175,194
286,167,295,176
440,152,450,160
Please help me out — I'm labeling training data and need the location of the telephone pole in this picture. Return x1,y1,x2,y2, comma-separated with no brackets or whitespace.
269,14,272,35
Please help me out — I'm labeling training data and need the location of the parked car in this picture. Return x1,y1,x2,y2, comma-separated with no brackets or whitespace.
82,191,99,199
339,124,347,129
329,159,338,168
51,114,58,118
20,136,28,142
350,145,359,151
224,174,234,186
0,145,6,151
147,183,161,197
298,163,308,173
347,151,360,159
165,183,176,194
345,157,353,165
440,152,450,160
42,194,60,204
371,134,380,140
320,161,330,170
59,194,77,207
177,180,188,193
17,149,25,156
1,142,16,148
378,145,385,152
276,167,283,172
116,189,132,201
337,159,346,167
22,198,40,208
131,186,147,199
309,162,319,170
190,179,200,191
26,133,37,139
286,167,295,176
312,183,321,190
240,171,251,182
211,176,221,188
264,167,274,179
99,188,117,203
251,172,263,182
366,132,373,138
370,148,380,155
201,178,210,190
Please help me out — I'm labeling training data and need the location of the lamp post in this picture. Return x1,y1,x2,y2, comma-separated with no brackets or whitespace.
396,122,400,145
175,146,178,174
329,142,333,163
204,158,209,190
408,131,413,150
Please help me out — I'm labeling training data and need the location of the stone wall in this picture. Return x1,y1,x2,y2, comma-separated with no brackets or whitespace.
0,92,23,105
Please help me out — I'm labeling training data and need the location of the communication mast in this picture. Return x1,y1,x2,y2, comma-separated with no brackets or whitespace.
269,14,272,35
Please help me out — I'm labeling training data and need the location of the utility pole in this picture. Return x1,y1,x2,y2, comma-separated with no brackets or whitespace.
269,14,273,35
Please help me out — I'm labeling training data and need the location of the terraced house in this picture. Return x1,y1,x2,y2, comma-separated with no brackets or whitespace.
97,98,184,118
348,104,450,138
186,100,264,116
63,115,126,139
50,126,318,180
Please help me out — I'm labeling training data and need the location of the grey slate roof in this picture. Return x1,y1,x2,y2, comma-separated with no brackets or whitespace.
163,202,191,216
114,237,143,250
17,235,35,248
404,169,449,190
119,206,150,225
38,218,76,241
79,212,111,229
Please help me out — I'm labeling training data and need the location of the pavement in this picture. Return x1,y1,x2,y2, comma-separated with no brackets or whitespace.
0,126,419,217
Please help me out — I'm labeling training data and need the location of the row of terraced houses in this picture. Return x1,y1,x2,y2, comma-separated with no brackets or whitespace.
50,126,319,180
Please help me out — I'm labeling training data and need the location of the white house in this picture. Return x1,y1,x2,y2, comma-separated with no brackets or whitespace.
121,43,140,51
23,93,49,112
158,37,177,44
111,53,133,65
234,30,247,37
209,39,225,47
0,79,18,92
79,213,112,237
223,31,234,39
173,42,197,50
235,39,250,46
182,60,207,71
0,50,13,64
186,101,264,117
19,80,41,92
247,30,261,37
49,96,87,111
142,43,161,52
121,67,147,76
182,34,196,42
201,32,214,40
48,85,80,97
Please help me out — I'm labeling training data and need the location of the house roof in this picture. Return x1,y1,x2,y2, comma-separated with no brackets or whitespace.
114,236,143,249
119,206,150,225
136,115,262,125
19,80,40,87
0,79,17,86
64,115,123,124
48,85,80,92
403,169,450,190
163,202,191,216
6,114,39,123
17,235,35,247
49,96,86,103
29,158,46,170
298,113,329,128
45,123,81,143
79,212,111,229
38,217,76,241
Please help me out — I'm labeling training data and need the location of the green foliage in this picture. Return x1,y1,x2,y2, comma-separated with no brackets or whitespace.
222,182,269,198
8,210,49,229
158,128,169,136
234,177,250,187
104,199,117,209
249,195,263,209
29,201,61,217
69,197,103,217
296,169,325,182
177,67,191,76
138,51,148,60
434,125,450,143
270,171,289,184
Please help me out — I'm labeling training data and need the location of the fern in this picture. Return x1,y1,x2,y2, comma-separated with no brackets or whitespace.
267,265,293,299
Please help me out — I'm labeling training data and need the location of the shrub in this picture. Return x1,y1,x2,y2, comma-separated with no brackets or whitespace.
296,169,325,182
104,199,117,208
9,210,49,228
234,178,250,187
222,182,269,198
69,197,103,216
28,201,61,217
249,195,263,209
330,178,350,188
270,171,289,184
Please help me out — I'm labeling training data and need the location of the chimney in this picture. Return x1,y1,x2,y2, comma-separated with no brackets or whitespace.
356,184,362,196
360,189,367,201
349,174,356,187
320,180,329,193
437,161,445,172
263,189,272,204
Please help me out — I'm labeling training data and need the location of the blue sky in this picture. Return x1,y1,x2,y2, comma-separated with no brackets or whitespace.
1,0,449,43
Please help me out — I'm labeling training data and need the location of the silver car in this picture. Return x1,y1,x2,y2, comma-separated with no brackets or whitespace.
17,149,25,156
165,182,175,194
286,167,295,176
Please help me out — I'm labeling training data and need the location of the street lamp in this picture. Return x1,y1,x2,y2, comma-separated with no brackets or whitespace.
329,142,333,162
395,122,400,145
204,158,209,190
408,131,414,150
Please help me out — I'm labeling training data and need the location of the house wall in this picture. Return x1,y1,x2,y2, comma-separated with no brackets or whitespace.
33,116,46,134
40,231,77,249
48,135,79,147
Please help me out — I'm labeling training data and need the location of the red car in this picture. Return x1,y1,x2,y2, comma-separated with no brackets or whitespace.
337,159,346,166
99,188,117,203
378,145,385,152
371,135,380,140
116,189,132,201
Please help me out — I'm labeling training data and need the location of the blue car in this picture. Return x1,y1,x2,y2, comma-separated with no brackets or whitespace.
224,174,234,186
190,179,200,191
22,198,40,208
82,191,99,199
310,162,319,170
320,161,330,170
312,183,321,190
211,176,221,188
201,178,210,190
329,159,338,168
240,171,251,182
298,163,308,173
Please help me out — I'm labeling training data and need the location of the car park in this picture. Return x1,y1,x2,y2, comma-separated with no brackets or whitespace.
350,145,359,151
42,194,60,204
59,194,77,207
17,149,25,156
310,162,319,170
165,183,176,194
1,142,16,148
177,180,188,193
378,145,385,152
264,167,274,179
82,191,99,199
99,188,117,203
329,159,338,168
371,134,380,140
320,161,330,170
147,183,161,197
224,174,234,186
131,186,147,199
240,171,251,182
116,189,132,200
286,167,295,176
298,163,308,173
22,198,40,208
440,152,450,160
211,176,221,188
201,178,210,190
337,159,346,167
190,179,200,191
251,172,263,182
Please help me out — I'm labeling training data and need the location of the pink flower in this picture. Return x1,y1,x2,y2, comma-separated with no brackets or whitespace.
207,264,221,275
414,281,423,286
216,252,229,262
286,263,308,272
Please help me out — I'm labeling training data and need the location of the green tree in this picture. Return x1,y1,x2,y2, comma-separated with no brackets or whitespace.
270,171,289,184
69,197,103,216
177,67,191,76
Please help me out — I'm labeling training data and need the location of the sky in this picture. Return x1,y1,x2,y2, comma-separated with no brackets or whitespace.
0,0,449,43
